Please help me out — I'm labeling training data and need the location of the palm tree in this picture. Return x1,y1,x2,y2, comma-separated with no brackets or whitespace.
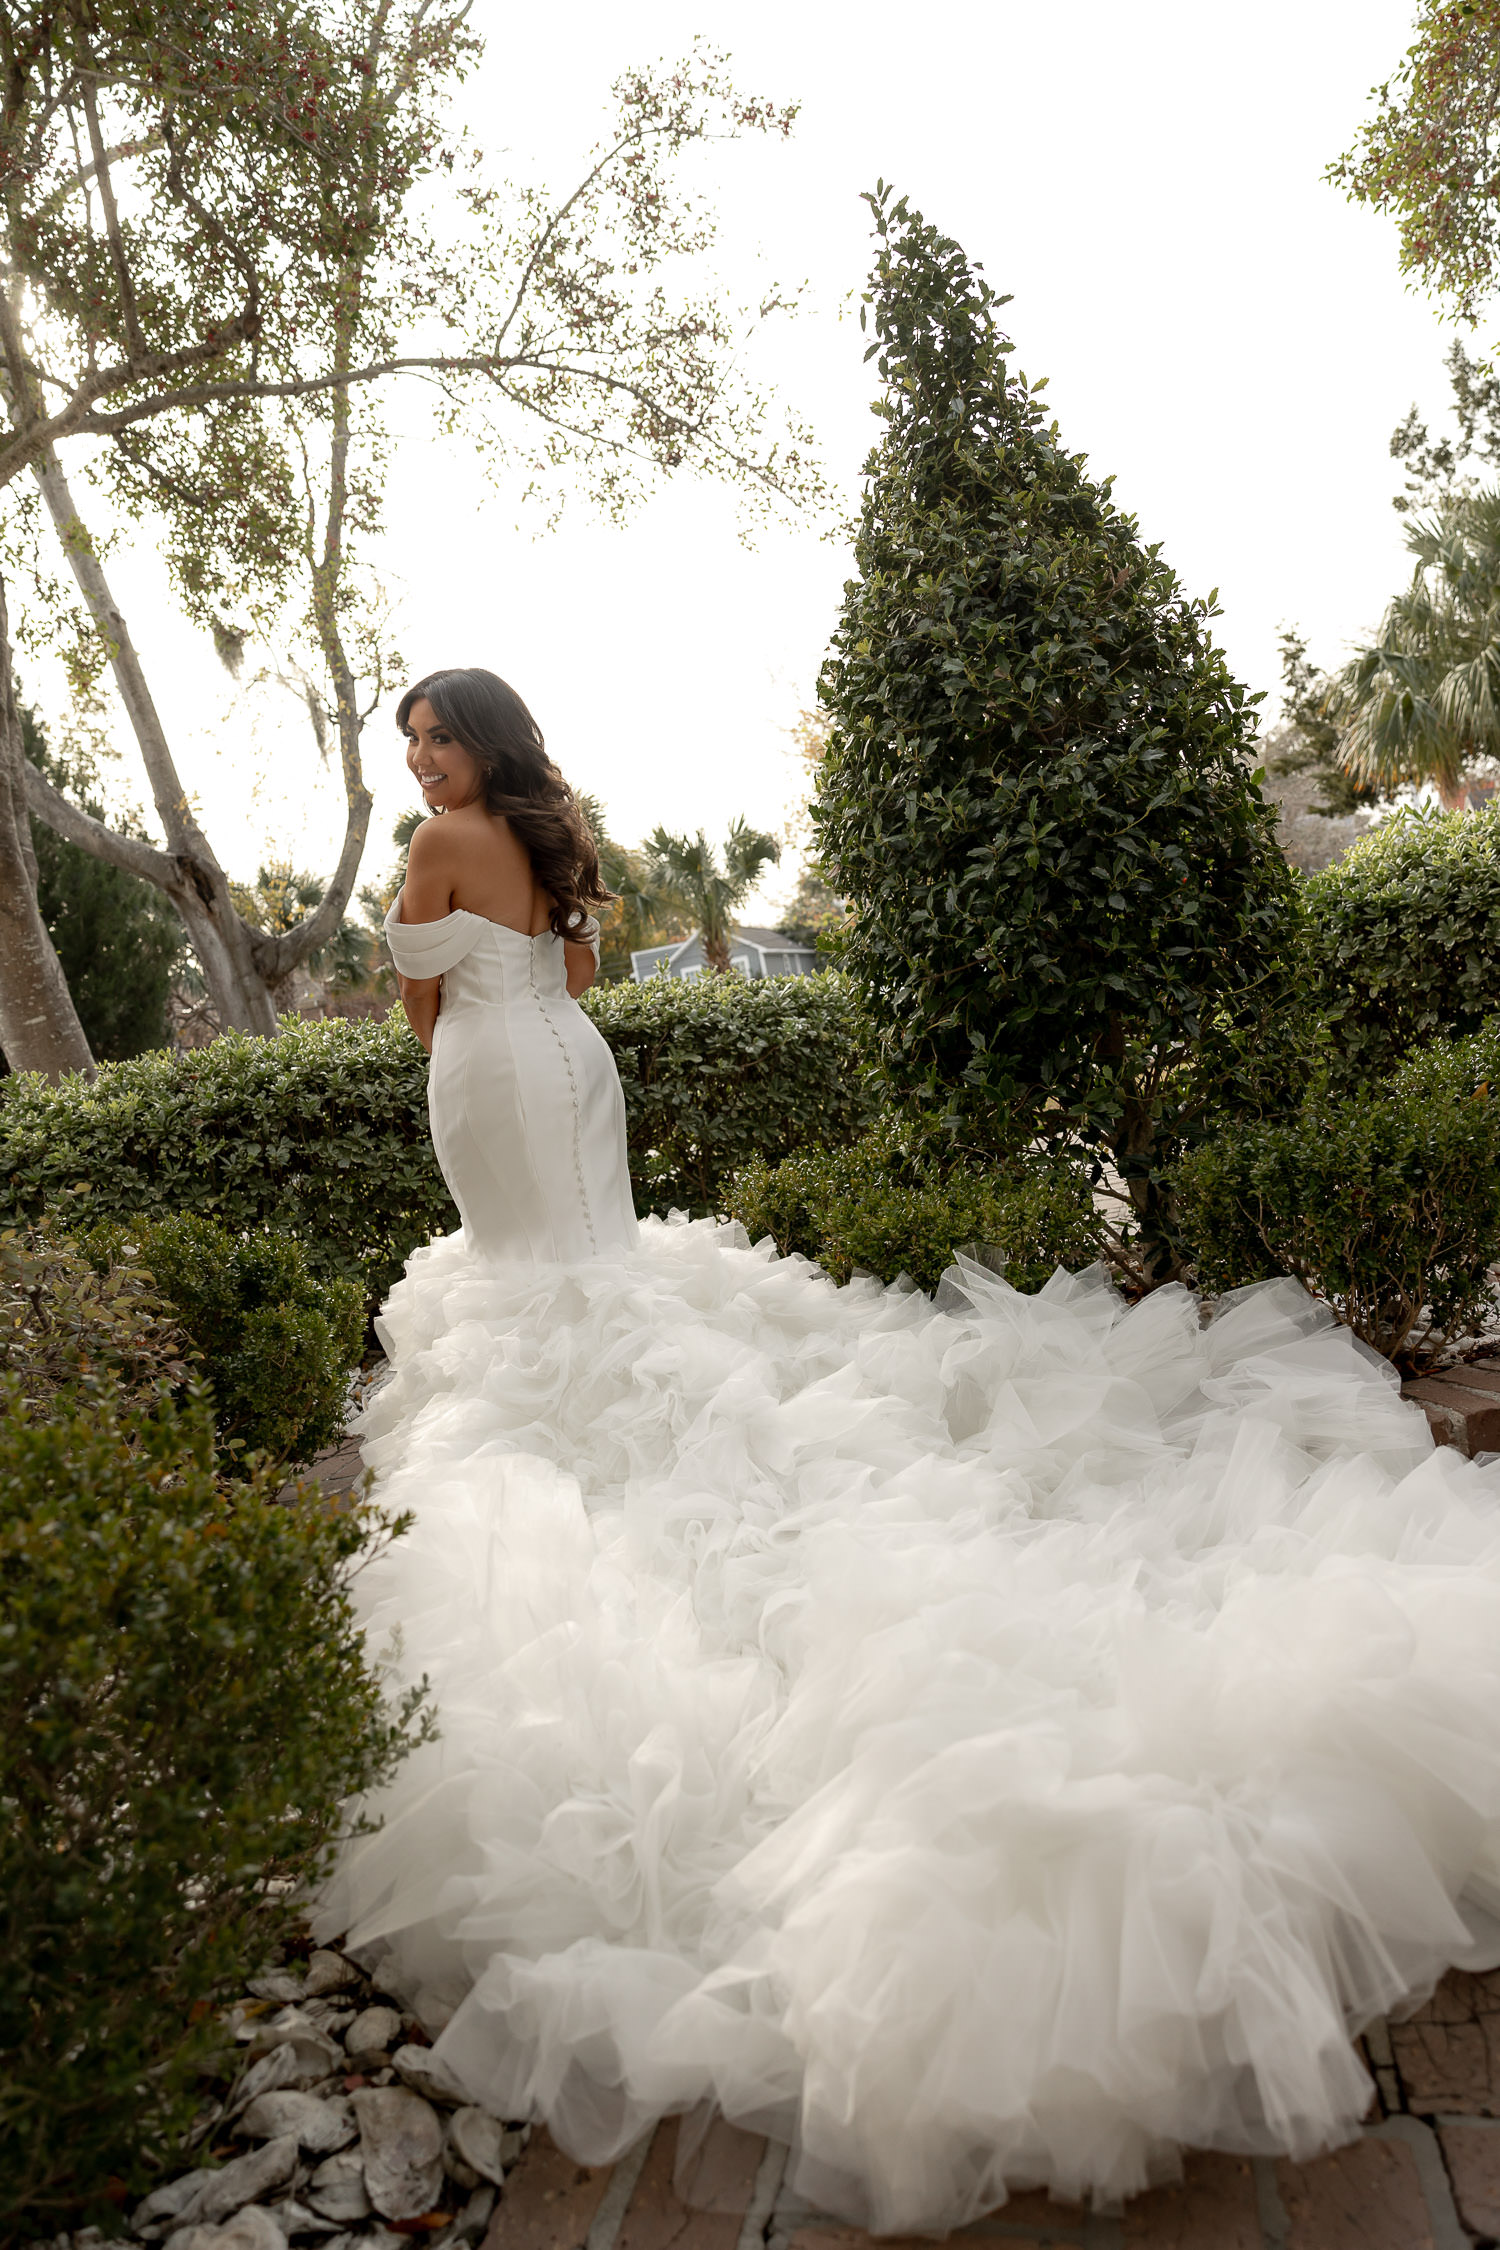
1332,489,1500,806
574,794,693,980
644,819,781,973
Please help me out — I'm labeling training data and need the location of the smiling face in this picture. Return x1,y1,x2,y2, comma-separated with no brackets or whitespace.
403,696,485,811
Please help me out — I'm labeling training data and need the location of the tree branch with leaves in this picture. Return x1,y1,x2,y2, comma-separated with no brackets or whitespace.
0,2,825,1071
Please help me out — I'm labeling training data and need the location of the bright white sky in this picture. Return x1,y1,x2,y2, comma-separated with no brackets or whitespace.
24,0,1469,922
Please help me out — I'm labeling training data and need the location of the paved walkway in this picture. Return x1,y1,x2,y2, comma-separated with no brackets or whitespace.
480,1969,1500,2250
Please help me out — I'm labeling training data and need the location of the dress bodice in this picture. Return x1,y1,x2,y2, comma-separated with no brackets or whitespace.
383,901,599,1010
381,896,634,1267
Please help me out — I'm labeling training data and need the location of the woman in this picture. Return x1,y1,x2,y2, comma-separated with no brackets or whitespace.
320,665,1500,2233
385,670,637,1265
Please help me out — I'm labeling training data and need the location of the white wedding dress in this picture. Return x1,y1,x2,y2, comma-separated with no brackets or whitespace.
317,906,1500,2231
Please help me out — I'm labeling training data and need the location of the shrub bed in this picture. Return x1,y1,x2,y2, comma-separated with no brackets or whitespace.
1303,801,1500,1077
83,1214,365,1468
728,1122,1102,1295
0,1230,424,2233
0,978,876,1305
1177,1031,1500,1368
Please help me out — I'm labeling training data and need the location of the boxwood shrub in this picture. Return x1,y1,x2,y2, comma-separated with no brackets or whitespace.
1177,1031,1500,1368
0,1235,425,2233
1304,801,1500,1077
0,977,877,1305
83,1213,365,1468
727,1120,1103,1296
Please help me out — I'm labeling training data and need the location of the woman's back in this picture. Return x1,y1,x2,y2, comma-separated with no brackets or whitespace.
406,802,554,934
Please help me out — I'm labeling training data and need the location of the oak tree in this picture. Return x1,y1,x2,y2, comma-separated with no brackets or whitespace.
0,4,820,1070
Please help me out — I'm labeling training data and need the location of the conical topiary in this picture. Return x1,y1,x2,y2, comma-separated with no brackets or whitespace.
813,188,1295,1281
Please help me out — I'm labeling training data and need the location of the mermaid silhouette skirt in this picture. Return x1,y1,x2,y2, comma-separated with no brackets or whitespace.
318,917,1500,2229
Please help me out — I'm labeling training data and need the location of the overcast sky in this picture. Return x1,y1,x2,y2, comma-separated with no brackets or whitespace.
24,0,1468,920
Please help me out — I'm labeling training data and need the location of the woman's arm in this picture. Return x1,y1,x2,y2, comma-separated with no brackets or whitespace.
563,941,598,1000
397,966,441,1053
393,823,457,1052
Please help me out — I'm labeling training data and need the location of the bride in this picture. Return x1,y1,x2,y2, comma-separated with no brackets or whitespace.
317,664,1500,2232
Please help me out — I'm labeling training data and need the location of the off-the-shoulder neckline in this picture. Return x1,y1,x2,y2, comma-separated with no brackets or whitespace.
387,904,587,941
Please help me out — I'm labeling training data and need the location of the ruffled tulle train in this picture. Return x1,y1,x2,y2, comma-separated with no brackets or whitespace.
314,1216,1500,2230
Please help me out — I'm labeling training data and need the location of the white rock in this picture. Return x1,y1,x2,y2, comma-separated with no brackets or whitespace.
245,1972,305,2006
259,2201,339,2239
351,2086,444,2221
166,2210,285,2250
235,2091,355,2154
232,2046,303,2110
303,2151,372,2226
390,2045,467,2105
319,2233,407,2250
132,2172,215,2235
342,2006,403,2062
302,1950,363,1999
244,2011,342,2084
445,2110,507,2188
172,2138,299,2229
300,2001,357,2036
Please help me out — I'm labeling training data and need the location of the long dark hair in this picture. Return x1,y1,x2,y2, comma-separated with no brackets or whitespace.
397,667,610,939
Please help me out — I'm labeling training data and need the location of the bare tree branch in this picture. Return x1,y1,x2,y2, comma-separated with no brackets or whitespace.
22,757,175,886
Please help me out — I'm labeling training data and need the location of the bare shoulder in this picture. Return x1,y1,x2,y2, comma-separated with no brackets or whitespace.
405,814,457,866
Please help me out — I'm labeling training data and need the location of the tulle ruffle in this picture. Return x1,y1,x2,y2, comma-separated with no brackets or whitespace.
315,1217,1500,2229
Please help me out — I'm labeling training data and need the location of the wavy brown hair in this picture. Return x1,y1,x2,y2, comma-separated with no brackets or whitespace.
397,668,610,939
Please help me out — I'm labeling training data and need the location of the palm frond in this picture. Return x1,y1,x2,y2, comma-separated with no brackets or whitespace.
1331,483,1500,798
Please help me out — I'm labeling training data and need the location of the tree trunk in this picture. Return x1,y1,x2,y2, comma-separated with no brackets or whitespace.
0,574,96,1079
256,320,372,986
29,445,278,1035
1100,1011,1183,1293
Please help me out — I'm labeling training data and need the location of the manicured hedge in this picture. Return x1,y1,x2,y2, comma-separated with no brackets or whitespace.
1304,802,1500,1077
0,1012,442,1307
0,976,876,1304
588,970,878,1214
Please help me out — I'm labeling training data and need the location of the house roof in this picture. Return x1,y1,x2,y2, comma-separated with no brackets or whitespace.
732,925,815,951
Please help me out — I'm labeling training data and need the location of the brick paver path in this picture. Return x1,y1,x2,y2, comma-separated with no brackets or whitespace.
277,1434,368,1507
480,1971,1500,2250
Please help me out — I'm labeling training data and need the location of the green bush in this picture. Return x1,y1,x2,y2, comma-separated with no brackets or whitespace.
0,1221,190,1413
587,970,878,1214
0,1244,424,2234
84,1213,365,1468
813,190,1294,1282
1177,1036,1500,1368
1303,801,1500,1078
727,1121,1102,1295
0,1010,444,1306
0,978,876,1303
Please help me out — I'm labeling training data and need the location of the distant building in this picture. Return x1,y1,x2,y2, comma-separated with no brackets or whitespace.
630,924,823,982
